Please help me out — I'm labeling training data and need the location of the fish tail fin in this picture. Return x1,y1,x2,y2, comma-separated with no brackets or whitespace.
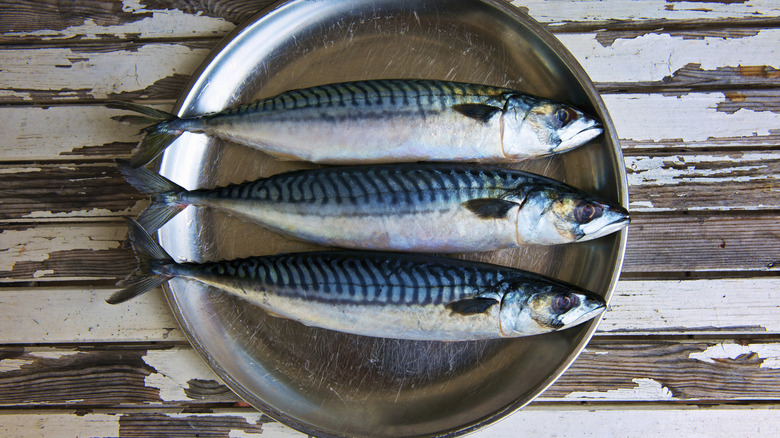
117,160,187,232
107,218,175,304
108,101,182,168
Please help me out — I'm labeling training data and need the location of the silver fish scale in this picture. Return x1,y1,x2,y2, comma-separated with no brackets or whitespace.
217,80,507,117
205,165,528,209
187,252,508,306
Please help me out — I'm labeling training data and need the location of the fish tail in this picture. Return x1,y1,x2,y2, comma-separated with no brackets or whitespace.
108,101,181,168
107,218,175,304
117,159,187,233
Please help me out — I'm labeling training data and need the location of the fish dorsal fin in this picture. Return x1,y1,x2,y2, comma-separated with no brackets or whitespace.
463,198,517,219
452,104,501,123
447,297,499,315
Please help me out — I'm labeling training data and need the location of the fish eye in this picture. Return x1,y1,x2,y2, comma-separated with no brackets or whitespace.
552,293,579,313
575,202,603,223
556,108,578,125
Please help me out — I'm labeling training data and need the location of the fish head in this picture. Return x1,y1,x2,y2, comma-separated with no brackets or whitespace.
499,281,606,336
501,94,602,159
515,185,630,244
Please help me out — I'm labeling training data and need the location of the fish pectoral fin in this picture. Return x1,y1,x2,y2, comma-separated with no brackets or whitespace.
451,104,501,123
463,198,517,219
447,297,499,315
263,309,290,319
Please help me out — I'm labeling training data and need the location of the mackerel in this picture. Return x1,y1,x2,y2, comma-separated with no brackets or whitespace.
110,79,603,167
121,162,629,252
108,219,606,341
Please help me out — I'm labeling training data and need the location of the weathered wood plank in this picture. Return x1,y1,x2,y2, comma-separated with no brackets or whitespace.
0,43,213,103
0,29,777,103
559,28,780,91
0,409,304,438
623,213,779,272
1,406,779,438
625,151,779,212
0,165,145,221
0,151,776,221
2,338,780,407
0,287,184,344
0,105,164,161
2,210,778,283
1,278,777,344
606,92,780,152
2,0,779,43
2,88,777,162
0,210,774,279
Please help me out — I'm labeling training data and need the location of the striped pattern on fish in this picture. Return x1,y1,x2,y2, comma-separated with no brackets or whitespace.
121,163,630,251
110,79,603,167
108,219,606,341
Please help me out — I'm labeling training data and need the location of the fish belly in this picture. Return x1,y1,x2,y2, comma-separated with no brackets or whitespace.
208,199,519,252
204,109,505,163
199,279,503,341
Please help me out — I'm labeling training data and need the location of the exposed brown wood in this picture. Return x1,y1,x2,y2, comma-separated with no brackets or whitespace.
2,0,780,44
0,150,775,221
599,65,780,93
0,165,145,221
622,212,780,273
1,338,778,408
0,37,777,105
2,210,777,282
626,151,779,212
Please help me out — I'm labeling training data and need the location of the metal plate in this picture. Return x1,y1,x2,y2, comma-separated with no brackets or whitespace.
156,1,628,436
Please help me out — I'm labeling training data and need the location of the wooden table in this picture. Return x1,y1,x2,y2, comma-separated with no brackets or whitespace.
1,1,778,436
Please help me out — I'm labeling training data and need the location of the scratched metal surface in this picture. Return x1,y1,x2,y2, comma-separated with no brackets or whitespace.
154,0,628,436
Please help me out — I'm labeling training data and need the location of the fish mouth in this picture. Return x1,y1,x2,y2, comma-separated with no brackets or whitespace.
579,206,630,241
555,122,603,152
558,296,606,328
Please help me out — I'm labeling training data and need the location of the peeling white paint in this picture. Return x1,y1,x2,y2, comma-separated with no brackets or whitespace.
0,105,151,160
562,378,674,401
629,200,653,210
0,167,43,175
601,278,780,335
26,349,80,360
3,0,233,40
31,270,55,279
0,226,123,272
0,44,210,101
516,0,780,25
142,347,219,401
625,153,776,187
605,94,780,142
689,342,780,369
0,413,120,438
558,29,780,82
0,358,34,373
20,205,143,219
229,431,264,438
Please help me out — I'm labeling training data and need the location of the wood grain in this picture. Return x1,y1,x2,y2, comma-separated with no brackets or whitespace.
0,31,777,103
0,150,775,221
2,90,777,162
2,210,778,283
1,278,778,344
2,0,779,43
2,407,779,438
2,338,779,408
0,165,145,221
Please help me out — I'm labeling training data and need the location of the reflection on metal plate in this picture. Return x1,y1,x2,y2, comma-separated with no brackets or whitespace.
155,0,628,436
